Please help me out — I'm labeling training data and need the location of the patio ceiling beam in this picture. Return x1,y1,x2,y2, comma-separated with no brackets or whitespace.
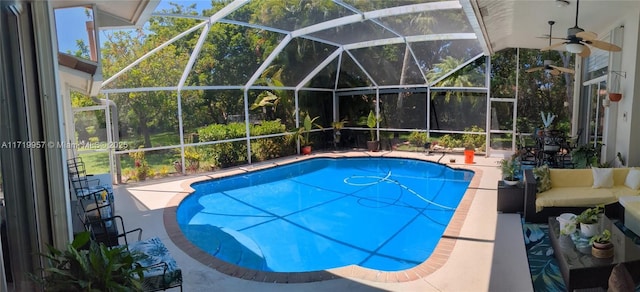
101,21,207,88
244,34,293,89
296,48,343,91
344,33,477,50
292,1,461,38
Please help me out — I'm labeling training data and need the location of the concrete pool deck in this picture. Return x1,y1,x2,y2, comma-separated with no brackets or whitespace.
114,150,533,291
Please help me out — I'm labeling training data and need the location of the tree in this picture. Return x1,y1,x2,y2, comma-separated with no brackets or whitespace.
101,30,188,147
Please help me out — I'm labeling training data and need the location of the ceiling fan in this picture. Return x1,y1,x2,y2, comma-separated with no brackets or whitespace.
541,0,621,57
526,21,574,75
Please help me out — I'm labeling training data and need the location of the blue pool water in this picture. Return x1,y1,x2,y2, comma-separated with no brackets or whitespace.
176,157,473,272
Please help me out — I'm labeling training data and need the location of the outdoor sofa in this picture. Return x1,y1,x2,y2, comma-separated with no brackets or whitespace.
523,167,640,223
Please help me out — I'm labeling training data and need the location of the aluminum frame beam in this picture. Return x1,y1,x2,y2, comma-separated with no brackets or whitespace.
101,21,207,87
296,48,343,91
344,33,477,50
292,2,461,38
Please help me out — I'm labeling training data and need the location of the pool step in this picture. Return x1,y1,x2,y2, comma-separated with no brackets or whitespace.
218,227,267,269
180,224,267,270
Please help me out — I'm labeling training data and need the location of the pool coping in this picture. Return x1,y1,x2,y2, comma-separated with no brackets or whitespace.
163,151,482,283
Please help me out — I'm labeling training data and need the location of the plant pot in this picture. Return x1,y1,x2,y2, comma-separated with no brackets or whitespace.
464,149,475,164
557,213,577,235
503,179,519,186
592,242,614,258
580,223,599,238
592,241,613,250
301,145,312,155
367,140,379,152
609,92,622,102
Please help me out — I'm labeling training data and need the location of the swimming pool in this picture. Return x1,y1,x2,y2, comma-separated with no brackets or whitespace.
176,157,473,273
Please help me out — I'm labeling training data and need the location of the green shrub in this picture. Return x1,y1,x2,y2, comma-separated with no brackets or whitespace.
408,132,428,147
198,123,248,168
129,147,150,181
213,141,247,168
250,120,285,136
250,120,288,161
438,134,462,148
158,165,171,177
85,126,96,135
462,125,486,151
184,147,201,172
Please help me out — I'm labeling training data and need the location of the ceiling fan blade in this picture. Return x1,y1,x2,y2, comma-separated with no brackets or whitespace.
541,42,566,51
579,45,591,57
549,65,575,74
586,39,622,52
576,31,597,40
525,67,544,73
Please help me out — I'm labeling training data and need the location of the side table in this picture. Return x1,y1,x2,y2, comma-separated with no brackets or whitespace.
497,180,524,213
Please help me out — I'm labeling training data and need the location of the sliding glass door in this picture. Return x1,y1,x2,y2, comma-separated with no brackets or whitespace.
580,77,607,147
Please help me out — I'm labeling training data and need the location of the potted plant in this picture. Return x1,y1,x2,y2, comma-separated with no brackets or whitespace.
609,72,623,102
499,155,520,186
576,205,604,237
590,229,614,258
571,144,599,169
331,119,347,146
541,111,556,131
292,114,321,155
31,231,145,291
366,110,379,152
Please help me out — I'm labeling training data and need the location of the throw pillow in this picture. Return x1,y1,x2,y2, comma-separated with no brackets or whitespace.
592,167,614,188
624,168,640,190
608,263,635,292
533,165,551,193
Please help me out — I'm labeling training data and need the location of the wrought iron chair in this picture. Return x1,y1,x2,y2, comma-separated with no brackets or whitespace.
77,201,182,291
67,157,114,205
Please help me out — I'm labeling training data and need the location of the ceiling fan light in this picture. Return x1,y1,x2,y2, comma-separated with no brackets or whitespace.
566,43,584,53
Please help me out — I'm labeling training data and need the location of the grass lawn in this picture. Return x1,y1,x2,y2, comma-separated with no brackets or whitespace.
78,132,182,174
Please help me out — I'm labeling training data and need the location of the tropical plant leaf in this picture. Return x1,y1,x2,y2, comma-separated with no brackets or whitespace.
31,231,145,291
523,222,567,292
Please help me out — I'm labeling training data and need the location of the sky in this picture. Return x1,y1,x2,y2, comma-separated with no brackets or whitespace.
54,0,213,56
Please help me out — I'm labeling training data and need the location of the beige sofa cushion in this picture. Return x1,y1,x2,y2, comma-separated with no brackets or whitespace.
610,186,640,199
536,187,618,212
612,168,632,186
625,201,640,218
548,168,631,188
536,168,639,212
549,169,593,188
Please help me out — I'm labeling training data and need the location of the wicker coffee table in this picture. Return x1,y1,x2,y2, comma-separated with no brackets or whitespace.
548,216,640,291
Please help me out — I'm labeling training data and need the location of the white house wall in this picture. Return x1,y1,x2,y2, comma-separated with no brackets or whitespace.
614,9,640,166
